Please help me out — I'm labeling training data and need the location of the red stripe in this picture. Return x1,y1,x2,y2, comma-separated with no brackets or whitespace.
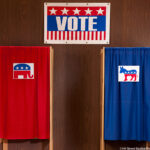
75,31,78,40
59,31,61,40
47,31,49,40
104,31,106,40
96,32,98,40
100,32,102,40
51,31,53,40
63,31,65,40
55,31,57,40
67,31,69,40
83,31,86,40
88,32,90,40
92,32,94,40
79,32,81,40
47,7,107,16
71,31,73,40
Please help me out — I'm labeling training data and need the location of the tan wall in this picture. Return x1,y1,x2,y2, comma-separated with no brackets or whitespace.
0,0,149,149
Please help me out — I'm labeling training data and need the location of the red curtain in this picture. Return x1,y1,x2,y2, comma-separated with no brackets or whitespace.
0,46,50,139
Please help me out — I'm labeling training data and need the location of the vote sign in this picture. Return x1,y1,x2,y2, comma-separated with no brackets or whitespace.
44,3,110,44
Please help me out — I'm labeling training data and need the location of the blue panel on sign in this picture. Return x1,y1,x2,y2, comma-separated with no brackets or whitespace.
47,16,106,31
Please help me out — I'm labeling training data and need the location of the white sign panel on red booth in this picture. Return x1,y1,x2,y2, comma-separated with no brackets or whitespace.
44,3,110,44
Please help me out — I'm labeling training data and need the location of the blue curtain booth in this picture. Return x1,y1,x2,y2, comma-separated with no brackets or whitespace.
104,47,150,141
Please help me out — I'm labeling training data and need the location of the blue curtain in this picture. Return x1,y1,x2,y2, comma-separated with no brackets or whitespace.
104,47,150,141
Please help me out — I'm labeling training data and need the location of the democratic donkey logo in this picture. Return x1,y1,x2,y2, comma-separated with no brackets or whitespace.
13,63,34,79
118,66,139,82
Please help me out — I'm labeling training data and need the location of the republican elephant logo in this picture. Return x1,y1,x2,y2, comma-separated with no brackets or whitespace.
118,66,140,82
13,63,34,79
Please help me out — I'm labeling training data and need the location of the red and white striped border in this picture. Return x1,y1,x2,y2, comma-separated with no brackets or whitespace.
47,31,106,42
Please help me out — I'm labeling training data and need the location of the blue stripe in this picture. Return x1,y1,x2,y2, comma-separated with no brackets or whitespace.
47,16,106,31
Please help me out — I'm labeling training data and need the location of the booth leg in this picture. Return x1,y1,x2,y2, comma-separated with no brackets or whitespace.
100,47,105,150
49,46,54,150
3,139,8,150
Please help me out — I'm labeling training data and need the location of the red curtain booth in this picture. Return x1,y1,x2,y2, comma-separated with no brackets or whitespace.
0,46,50,139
